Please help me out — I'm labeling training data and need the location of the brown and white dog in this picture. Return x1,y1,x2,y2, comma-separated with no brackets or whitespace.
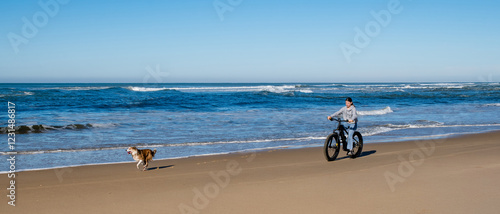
126,147,157,171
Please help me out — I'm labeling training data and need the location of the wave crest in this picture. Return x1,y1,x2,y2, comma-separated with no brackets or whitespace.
124,86,172,92
122,85,313,93
60,86,112,91
358,106,393,116
259,85,312,94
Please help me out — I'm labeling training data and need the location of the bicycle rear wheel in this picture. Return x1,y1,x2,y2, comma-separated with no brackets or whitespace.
324,133,340,161
350,132,363,158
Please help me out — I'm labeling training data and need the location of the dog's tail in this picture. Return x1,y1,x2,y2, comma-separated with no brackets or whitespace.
152,149,157,157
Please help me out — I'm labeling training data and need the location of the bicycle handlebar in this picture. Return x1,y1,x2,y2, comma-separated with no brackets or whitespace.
329,117,348,122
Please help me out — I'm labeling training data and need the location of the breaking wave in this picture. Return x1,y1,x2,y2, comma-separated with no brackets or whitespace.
32,86,114,91
124,86,172,92
57,86,113,91
124,85,313,93
358,106,393,116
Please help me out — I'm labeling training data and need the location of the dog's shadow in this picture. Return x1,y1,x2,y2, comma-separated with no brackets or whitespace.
146,165,175,171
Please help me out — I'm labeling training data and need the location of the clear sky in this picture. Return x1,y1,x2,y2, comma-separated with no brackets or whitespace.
0,0,499,83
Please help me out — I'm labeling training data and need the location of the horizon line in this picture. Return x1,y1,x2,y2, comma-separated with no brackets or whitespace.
0,81,495,84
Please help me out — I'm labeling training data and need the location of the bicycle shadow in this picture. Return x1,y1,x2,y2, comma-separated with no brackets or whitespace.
336,150,377,161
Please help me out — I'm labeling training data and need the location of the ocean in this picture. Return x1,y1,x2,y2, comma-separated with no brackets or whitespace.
1,82,499,172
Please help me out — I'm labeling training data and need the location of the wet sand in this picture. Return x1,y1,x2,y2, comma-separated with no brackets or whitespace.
2,131,500,213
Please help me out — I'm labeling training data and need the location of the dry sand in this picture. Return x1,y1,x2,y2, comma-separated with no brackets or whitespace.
2,131,500,213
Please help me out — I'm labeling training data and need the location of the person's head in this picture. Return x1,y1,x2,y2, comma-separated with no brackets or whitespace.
345,97,353,108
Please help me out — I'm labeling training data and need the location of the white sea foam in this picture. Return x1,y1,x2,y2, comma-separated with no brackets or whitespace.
0,91,35,97
361,126,395,136
259,85,294,93
35,86,112,91
125,86,170,92
61,87,112,91
357,83,471,91
125,85,313,93
258,85,313,93
388,123,500,129
360,123,500,137
358,106,393,116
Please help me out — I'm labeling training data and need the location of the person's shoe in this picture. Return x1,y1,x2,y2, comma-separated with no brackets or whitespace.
347,151,352,155
349,150,355,156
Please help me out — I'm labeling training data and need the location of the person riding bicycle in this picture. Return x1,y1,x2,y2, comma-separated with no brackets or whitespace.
327,97,358,155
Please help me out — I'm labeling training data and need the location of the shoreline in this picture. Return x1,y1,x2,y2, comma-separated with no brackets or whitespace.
2,129,500,174
2,130,500,213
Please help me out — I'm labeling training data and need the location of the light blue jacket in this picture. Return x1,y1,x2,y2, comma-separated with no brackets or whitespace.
330,106,358,123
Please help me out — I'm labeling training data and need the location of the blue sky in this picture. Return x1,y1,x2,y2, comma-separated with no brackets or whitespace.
0,0,499,83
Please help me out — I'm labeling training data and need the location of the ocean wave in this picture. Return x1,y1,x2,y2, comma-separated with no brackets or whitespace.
361,126,395,136
0,123,118,134
123,85,313,93
0,91,35,97
33,86,114,91
294,84,310,88
124,86,172,92
59,86,113,91
360,122,500,137
14,83,494,96
341,83,475,92
417,83,471,88
258,85,313,94
259,85,294,93
358,106,393,116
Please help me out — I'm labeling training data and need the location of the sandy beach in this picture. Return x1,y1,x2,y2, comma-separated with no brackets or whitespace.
2,131,500,213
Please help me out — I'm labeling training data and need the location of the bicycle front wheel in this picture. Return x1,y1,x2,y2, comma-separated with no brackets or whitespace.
324,133,340,161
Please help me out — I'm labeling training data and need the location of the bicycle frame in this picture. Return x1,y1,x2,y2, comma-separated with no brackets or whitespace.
331,118,349,151
334,123,348,140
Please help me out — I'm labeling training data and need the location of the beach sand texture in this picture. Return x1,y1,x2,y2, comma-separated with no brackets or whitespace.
2,131,500,214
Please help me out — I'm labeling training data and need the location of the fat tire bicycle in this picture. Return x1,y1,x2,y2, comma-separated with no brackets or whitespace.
324,117,363,161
